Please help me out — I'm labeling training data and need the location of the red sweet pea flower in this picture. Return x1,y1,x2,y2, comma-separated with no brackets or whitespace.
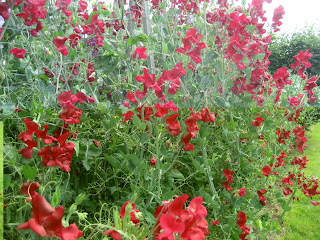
222,169,234,191
69,34,81,48
59,108,82,124
212,220,219,226
0,2,10,20
150,157,157,165
120,201,140,224
257,189,267,205
122,111,134,123
132,47,147,59
236,212,250,240
261,165,271,177
200,107,215,123
21,182,40,201
104,229,122,240
53,36,69,55
9,48,27,59
252,117,264,126
283,187,293,196
154,103,169,119
238,188,246,197
17,192,82,239
166,113,181,136
154,194,209,240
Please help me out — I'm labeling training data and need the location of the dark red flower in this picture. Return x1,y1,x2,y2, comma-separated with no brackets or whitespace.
53,36,68,55
150,157,157,166
0,2,10,20
21,182,40,201
17,193,82,239
120,201,140,224
212,220,219,226
104,230,122,240
252,117,264,127
59,109,82,124
132,47,147,59
238,188,246,197
9,48,26,59
262,165,272,177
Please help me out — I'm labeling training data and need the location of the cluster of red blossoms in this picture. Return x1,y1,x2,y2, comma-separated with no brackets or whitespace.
104,201,141,240
252,116,264,127
181,107,216,151
176,28,206,64
221,169,234,191
18,118,76,172
104,195,209,240
153,195,209,240
17,182,82,240
18,91,93,171
236,212,250,240
293,125,307,153
9,48,26,59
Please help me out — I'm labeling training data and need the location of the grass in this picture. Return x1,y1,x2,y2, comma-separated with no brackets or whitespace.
0,121,3,240
275,122,320,240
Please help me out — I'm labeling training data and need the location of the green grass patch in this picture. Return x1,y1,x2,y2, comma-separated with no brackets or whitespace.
276,122,320,240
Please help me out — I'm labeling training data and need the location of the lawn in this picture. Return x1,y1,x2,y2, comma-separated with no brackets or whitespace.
276,122,320,240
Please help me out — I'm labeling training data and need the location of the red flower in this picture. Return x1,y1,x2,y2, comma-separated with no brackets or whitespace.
0,2,10,20
150,157,157,165
154,195,209,240
200,107,215,123
261,165,272,177
104,229,122,240
222,169,234,191
17,192,82,239
252,117,264,127
21,182,40,201
132,47,147,59
238,188,246,197
236,212,250,240
9,48,26,59
166,113,181,136
53,36,68,55
120,201,140,224
257,189,267,205
283,187,293,196
59,109,82,124
212,220,219,226
122,111,134,123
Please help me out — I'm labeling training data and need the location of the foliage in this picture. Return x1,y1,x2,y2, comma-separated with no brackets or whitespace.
268,27,320,79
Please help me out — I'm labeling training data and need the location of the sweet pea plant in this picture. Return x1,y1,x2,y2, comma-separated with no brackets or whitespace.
1,0,320,239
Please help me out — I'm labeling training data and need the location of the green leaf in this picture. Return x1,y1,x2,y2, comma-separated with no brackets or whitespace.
69,49,77,61
191,157,201,171
103,40,115,53
0,103,15,119
105,155,120,169
22,165,37,179
3,174,11,191
113,209,121,230
133,114,147,130
52,186,61,208
73,140,79,157
168,169,185,180
97,101,111,113
75,193,87,205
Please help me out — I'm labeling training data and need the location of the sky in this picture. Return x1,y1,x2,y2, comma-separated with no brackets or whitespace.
262,0,320,35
